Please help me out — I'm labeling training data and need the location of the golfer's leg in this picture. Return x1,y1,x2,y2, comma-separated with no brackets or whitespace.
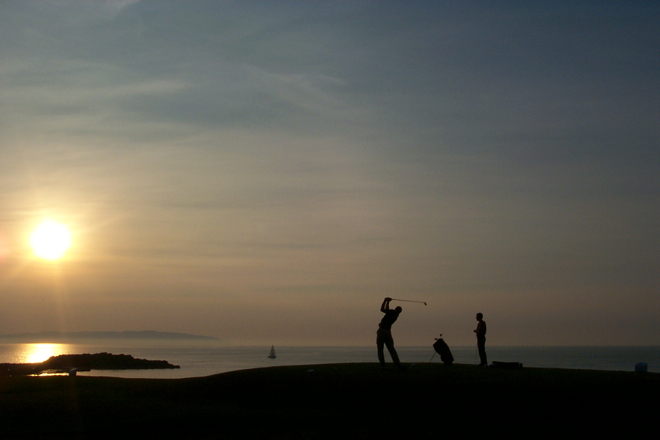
385,337,401,366
376,334,386,366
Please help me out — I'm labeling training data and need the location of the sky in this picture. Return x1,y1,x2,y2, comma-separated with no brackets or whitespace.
1,0,658,346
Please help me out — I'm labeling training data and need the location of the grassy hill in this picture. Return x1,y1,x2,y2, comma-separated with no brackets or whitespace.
1,363,657,439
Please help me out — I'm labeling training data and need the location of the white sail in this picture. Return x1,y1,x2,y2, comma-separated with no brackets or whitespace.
268,345,276,359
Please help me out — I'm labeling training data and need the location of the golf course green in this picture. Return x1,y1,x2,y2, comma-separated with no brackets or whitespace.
1,363,657,439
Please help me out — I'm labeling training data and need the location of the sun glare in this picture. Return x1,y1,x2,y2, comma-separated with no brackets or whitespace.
30,220,71,260
23,343,70,364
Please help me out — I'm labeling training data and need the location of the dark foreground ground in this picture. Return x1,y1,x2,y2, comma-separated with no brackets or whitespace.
1,363,658,439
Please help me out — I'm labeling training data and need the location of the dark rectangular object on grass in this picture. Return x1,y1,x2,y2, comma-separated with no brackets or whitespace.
491,361,523,369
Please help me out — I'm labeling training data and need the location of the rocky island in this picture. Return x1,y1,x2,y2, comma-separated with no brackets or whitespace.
0,353,180,377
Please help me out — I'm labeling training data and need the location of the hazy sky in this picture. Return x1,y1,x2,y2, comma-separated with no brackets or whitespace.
1,0,658,346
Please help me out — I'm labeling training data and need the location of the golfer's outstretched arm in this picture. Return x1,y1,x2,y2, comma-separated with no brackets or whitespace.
380,297,391,313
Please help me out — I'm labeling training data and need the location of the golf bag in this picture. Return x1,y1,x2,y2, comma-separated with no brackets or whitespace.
432,337,454,365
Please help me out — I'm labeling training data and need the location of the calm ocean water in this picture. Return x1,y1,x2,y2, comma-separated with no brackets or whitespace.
1,342,657,378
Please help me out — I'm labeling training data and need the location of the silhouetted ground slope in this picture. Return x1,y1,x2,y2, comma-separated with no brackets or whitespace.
0,353,179,377
0,363,657,439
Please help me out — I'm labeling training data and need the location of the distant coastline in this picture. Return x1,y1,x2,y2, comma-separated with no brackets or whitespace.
0,330,218,342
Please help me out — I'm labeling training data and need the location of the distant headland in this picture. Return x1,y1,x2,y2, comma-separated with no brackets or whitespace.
0,352,180,377
0,330,218,342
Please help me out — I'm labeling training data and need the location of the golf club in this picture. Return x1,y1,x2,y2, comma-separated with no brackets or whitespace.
390,298,427,306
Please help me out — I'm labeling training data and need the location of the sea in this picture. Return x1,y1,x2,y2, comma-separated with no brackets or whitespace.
1,342,658,378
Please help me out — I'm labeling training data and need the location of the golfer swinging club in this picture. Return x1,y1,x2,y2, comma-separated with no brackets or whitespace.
377,297,405,370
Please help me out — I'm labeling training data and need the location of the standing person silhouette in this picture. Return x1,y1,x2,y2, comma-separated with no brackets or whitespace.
474,313,487,367
377,297,405,370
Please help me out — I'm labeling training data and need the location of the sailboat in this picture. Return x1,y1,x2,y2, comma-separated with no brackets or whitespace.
268,345,276,359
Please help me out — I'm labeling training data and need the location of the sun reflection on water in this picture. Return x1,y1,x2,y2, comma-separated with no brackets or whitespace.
17,343,72,364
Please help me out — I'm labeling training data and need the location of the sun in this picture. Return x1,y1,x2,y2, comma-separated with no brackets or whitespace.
30,220,72,260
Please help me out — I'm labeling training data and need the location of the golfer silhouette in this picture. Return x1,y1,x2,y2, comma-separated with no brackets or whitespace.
376,297,405,370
